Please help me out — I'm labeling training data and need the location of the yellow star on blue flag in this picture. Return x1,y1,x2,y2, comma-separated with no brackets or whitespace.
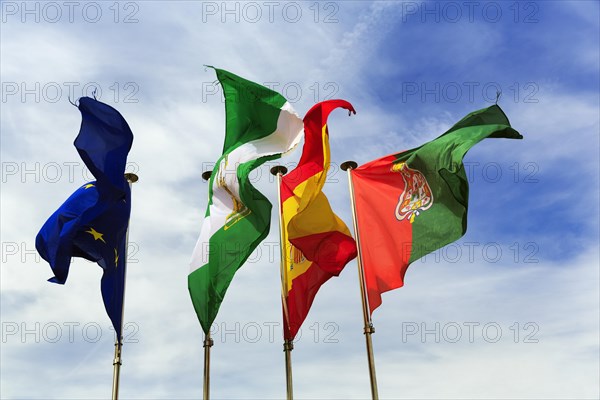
86,227,106,243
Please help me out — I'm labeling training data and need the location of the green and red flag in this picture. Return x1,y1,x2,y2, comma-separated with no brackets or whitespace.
351,105,522,314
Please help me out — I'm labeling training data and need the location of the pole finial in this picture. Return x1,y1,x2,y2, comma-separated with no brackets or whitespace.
340,161,358,171
202,171,213,181
124,173,139,183
270,165,288,176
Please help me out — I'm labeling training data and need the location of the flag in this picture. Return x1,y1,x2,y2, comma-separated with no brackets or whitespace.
189,68,304,334
36,97,134,338
351,105,522,315
280,100,358,340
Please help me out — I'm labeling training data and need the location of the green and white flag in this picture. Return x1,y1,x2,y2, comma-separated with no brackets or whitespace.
189,68,303,333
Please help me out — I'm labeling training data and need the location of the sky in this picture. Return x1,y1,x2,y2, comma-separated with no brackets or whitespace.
1,1,599,399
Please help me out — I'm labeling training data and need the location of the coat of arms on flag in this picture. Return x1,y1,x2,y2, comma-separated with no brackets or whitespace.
392,162,433,223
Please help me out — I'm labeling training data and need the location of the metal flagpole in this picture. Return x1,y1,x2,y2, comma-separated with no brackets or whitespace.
112,172,138,400
203,333,213,400
270,165,294,400
341,161,379,400
201,170,214,400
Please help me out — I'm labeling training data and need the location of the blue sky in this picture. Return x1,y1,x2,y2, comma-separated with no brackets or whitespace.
1,1,599,399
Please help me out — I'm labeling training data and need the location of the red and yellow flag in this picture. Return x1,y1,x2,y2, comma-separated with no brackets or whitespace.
280,100,357,340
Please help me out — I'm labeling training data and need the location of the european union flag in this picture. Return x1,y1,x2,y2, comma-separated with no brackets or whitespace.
36,97,134,339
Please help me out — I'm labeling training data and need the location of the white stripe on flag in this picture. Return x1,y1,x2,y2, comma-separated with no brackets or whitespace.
189,103,303,272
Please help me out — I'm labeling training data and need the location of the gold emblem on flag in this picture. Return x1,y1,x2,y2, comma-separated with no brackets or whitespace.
216,155,251,230
392,162,433,223
289,244,306,270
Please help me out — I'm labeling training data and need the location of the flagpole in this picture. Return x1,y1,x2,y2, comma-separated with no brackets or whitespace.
270,165,294,400
112,172,138,400
341,161,379,400
203,333,213,400
201,170,214,400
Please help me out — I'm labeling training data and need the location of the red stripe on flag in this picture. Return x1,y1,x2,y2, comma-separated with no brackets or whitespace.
290,231,357,275
281,99,356,202
284,261,331,340
352,155,413,315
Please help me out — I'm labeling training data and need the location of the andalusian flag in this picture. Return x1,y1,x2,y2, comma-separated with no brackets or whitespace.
351,105,522,314
36,97,134,339
280,100,357,340
189,68,304,334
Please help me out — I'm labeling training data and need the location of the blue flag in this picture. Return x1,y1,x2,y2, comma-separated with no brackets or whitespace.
36,97,134,339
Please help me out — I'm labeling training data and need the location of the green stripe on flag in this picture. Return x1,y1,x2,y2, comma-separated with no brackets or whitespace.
215,68,287,154
393,105,522,263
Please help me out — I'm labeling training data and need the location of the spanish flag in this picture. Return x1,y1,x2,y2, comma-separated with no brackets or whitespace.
280,100,357,340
